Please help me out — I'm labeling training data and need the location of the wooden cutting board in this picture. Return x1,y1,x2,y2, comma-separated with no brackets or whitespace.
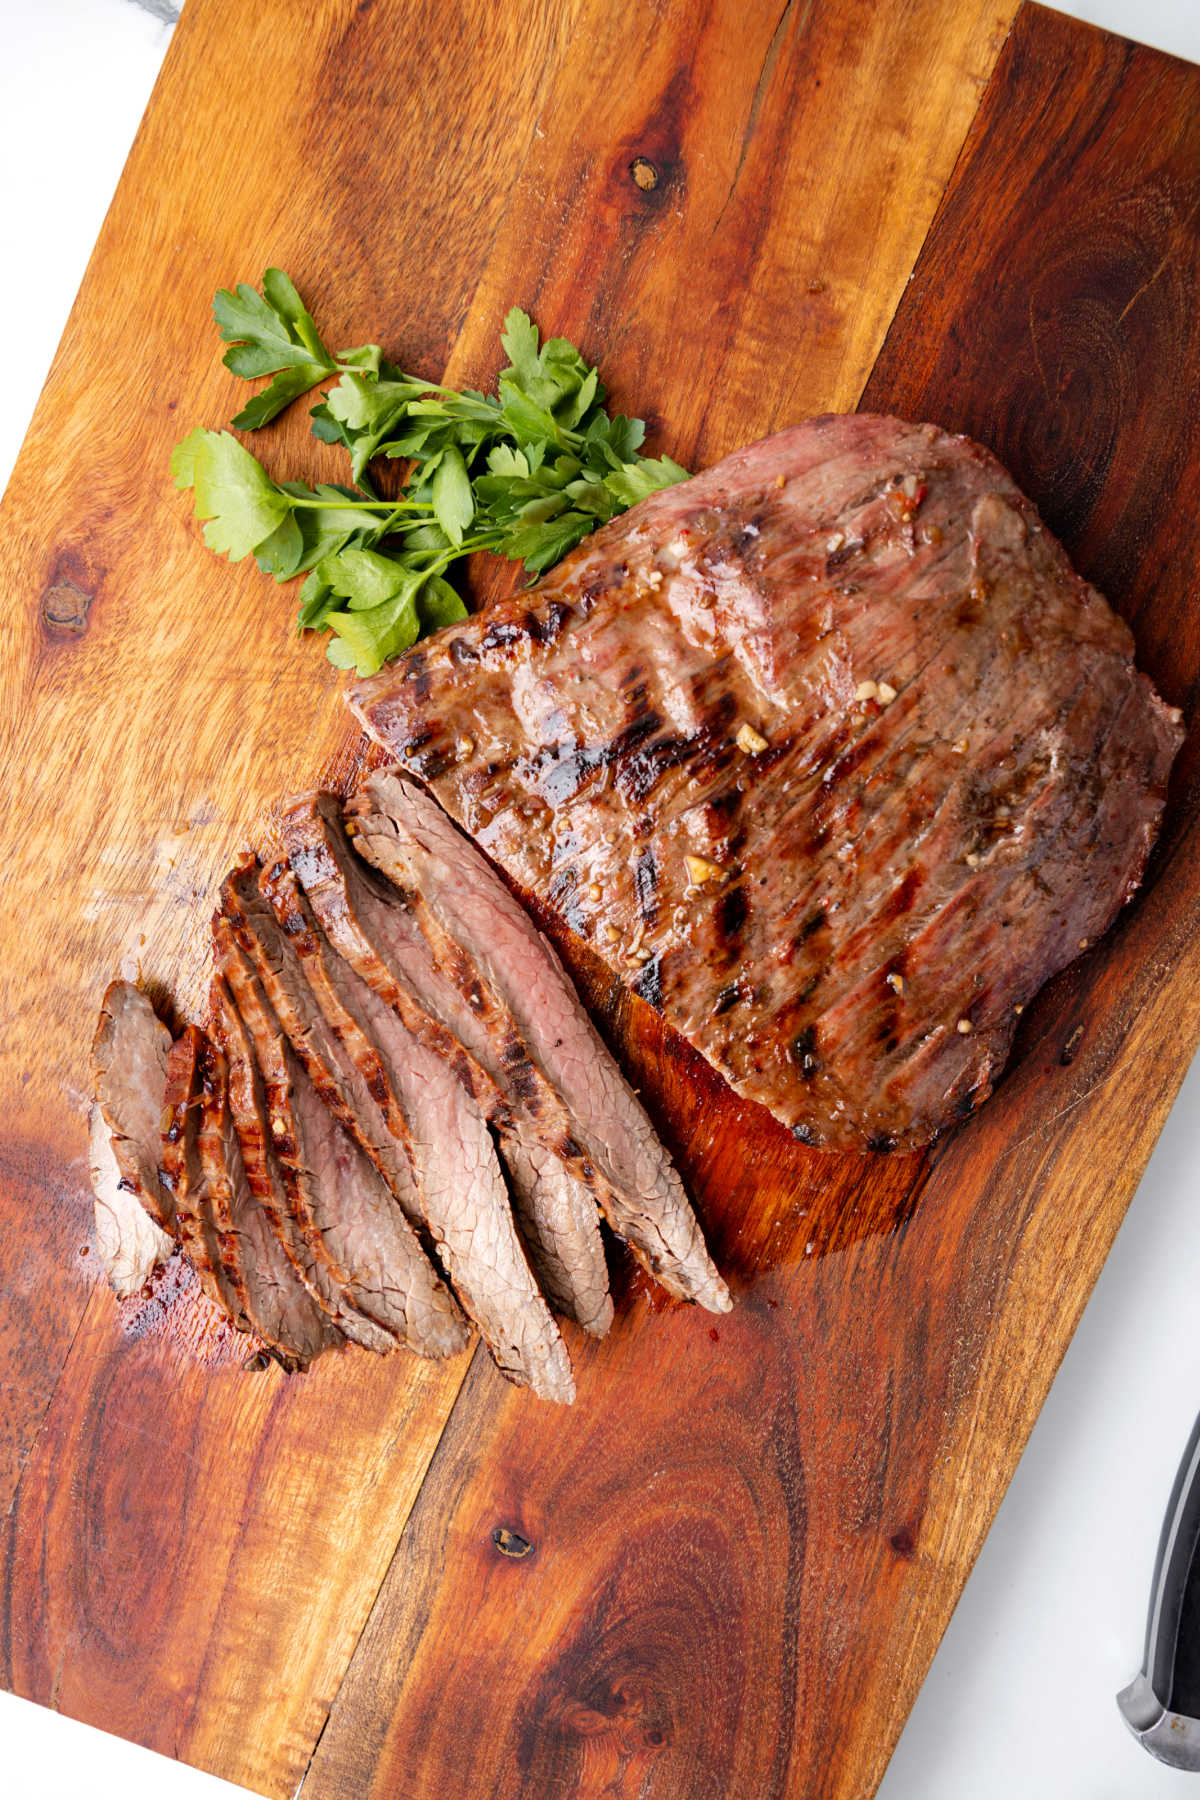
1,2,1198,1795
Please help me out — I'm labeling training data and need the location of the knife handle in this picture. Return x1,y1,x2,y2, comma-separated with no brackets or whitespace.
1117,1409,1200,1768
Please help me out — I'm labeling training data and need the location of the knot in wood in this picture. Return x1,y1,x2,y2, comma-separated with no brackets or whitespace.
492,1525,533,1558
40,579,94,638
629,156,659,191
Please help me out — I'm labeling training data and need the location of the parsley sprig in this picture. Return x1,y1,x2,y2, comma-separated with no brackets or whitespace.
172,269,687,674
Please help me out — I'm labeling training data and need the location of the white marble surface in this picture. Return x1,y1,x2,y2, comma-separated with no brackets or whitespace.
0,0,1197,1795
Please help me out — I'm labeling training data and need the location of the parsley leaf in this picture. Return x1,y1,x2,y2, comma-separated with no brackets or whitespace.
432,445,474,546
171,428,290,561
176,272,692,675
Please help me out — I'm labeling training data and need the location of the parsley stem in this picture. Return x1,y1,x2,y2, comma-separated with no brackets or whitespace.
286,496,430,514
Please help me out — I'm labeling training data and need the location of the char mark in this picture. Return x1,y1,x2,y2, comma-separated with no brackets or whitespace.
481,620,528,653
634,848,659,926
548,865,579,911
526,600,572,644
717,884,748,945
633,955,664,1012
615,731,698,805
792,1024,820,1077
714,982,742,1015
532,709,663,809
797,908,827,944
547,862,589,935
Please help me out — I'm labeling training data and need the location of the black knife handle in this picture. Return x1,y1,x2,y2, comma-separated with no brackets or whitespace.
1118,1409,1200,1768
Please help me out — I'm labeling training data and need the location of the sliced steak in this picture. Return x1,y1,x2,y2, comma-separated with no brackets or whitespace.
264,850,612,1337
283,793,708,1314
89,981,174,1294
213,923,466,1362
196,1008,335,1369
347,773,730,1314
200,981,327,1318
258,859,575,1400
498,1131,613,1337
220,858,419,1225
88,1104,172,1299
209,977,349,1362
282,793,498,1109
349,417,1184,1149
212,925,408,1357
162,1028,249,1326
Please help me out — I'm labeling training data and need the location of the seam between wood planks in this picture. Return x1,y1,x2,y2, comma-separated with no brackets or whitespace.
289,1347,495,1800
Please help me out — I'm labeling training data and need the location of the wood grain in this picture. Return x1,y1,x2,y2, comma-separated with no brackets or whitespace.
2,0,1196,1798
299,8,1200,1799
0,0,583,1781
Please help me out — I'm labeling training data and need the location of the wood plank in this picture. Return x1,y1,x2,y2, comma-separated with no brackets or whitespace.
0,0,580,1504
0,0,581,1787
0,1,1018,1793
299,7,1200,1798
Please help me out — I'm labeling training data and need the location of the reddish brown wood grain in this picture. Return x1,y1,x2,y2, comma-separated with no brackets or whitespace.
298,9,1200,1799
0,0,583,1783
2,1,1197,1798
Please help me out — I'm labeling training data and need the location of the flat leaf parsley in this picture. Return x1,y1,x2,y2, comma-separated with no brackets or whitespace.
172,270,688,675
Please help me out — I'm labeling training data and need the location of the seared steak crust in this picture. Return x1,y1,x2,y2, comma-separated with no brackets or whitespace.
159,1027,243,1322
350,417,1184,1149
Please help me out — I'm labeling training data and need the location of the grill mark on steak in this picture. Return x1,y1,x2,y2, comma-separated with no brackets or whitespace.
261,848,575,1398
349,417,1183,1149
345,771,730,1313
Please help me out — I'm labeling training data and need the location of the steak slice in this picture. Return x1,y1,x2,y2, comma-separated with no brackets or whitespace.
89,981,174,1294
282,794,501,1112
285,793,721,1313
349,416,1185,1150
264,850,612,1336
163,1028,249,1326
498,1132,613,1337
221,859,421,1228
212,926,408,1357
259,858,576,1399
213,908,466,1361
196,1007,335,1369
208,978,349,1363
347,773,730,1314
88,1105,172,1299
